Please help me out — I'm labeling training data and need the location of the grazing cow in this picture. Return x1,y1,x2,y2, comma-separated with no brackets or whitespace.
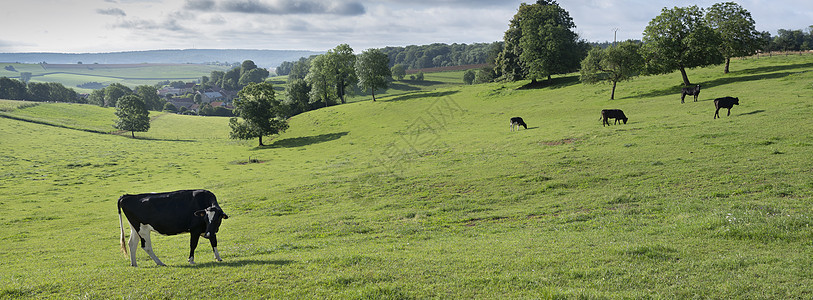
713,97,739,119
600,109,628,127
509,117,527,131
681,85,701,103
118,189,229,267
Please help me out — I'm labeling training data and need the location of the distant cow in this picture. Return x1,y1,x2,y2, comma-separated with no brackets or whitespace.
510,117,527,131
713,97,739,119
681,85,701,103
118,189,229,267
600,109,628,127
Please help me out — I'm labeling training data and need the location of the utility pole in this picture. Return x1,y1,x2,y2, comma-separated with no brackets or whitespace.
612,28,620,47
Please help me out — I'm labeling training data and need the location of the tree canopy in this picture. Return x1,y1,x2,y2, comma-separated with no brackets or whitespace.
114,94,150,138
580,41,644,100
497,0,589,82
229,82,289,146
642,5,723,86
704,2,766,73
355,49,391,102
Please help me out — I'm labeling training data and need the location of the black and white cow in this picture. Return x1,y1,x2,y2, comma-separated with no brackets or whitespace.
118,189,229,267
681,85,701,103
510,117,527,131
713,96,739,119
600,109,628,127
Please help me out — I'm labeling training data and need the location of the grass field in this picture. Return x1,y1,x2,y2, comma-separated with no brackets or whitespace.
0,63,229,93
1,55,812,298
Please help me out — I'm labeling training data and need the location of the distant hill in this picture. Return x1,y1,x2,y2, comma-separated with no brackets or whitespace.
0,49,323,68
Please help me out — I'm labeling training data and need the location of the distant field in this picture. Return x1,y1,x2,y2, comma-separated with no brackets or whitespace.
0,63,229,93
1,55,812,298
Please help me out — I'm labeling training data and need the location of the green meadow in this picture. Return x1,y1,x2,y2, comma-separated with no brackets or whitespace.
1,54,812,298
0,63,229,93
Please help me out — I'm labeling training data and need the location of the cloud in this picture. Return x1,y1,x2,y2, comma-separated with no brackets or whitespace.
184,0,216,10
97,8,127,16
188,0,366,16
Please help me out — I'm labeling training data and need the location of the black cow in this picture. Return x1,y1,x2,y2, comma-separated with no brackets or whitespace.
681,85,701,103
714,97,739,119
118,189,229,267
600,109,628,127
509,117,527,131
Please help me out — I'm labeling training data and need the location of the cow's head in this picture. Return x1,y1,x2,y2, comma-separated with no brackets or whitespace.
195,206,229,239
733,97,739,105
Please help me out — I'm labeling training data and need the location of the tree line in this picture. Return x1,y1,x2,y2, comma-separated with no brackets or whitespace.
0,77,82,103
485,0,797,100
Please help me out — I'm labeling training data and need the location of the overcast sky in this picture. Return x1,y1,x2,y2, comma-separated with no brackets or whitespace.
0,0,810,53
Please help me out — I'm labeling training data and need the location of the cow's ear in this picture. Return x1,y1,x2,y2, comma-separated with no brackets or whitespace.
194,210,206,217
221,214,229,220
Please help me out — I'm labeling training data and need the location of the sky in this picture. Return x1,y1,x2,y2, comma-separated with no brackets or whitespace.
0,0,810,53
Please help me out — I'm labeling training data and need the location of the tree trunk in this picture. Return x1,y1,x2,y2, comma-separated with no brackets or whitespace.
679,67,691,86
131,131,135,138
610,81,617,100
371,90,376,102
258,136,264,147
724,57,731,74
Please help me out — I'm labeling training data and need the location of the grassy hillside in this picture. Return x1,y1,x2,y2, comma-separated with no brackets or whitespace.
0,63,229,93
1,55,812,298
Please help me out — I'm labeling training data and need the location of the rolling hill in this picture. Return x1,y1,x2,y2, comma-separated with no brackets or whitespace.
0,54,811,298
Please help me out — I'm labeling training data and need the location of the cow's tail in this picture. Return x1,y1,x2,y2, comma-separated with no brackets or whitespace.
118,202,127,255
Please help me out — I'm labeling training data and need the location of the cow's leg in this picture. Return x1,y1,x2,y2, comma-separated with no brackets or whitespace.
188,233,201,264
138,225,165,266
128,227,140,267
727,108,731,116
681,93,685,104
714,108,720,119
209,236,223,262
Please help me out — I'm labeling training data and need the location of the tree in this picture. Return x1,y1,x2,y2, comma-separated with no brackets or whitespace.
88,89,105,106
463,70,475,84
642,5,723,86
20,72,32,83
328,44,357,104
135,85,163,111
114,95,150,138
355,49,391,102
498,0,589,82
704,2,766,73
392,64,407,81
229,82,289,146
104,83,133,107
163,102,178,113
580,41,644,99
475,67,495,84
305,54,337,108
284,79,311,117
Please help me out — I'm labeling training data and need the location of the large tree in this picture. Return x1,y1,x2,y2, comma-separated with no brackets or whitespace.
305,54,337,108
642,5,723,86
355,49,391,102
114,95,150,138
229,82,289,146
328,44,357,104
498,0,589,82
0,77,27,100
579,41,645,100
704,2,766,73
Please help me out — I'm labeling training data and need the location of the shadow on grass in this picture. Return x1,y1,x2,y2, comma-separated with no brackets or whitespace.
257,132,349,149
740,109,766,116
627,62,813,100
130,135,196,142
382,90,459,102
177,259,295,268
517,75,580,90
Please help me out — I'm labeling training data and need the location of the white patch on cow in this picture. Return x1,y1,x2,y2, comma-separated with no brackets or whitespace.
213,247,222,262
127,224,166,267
